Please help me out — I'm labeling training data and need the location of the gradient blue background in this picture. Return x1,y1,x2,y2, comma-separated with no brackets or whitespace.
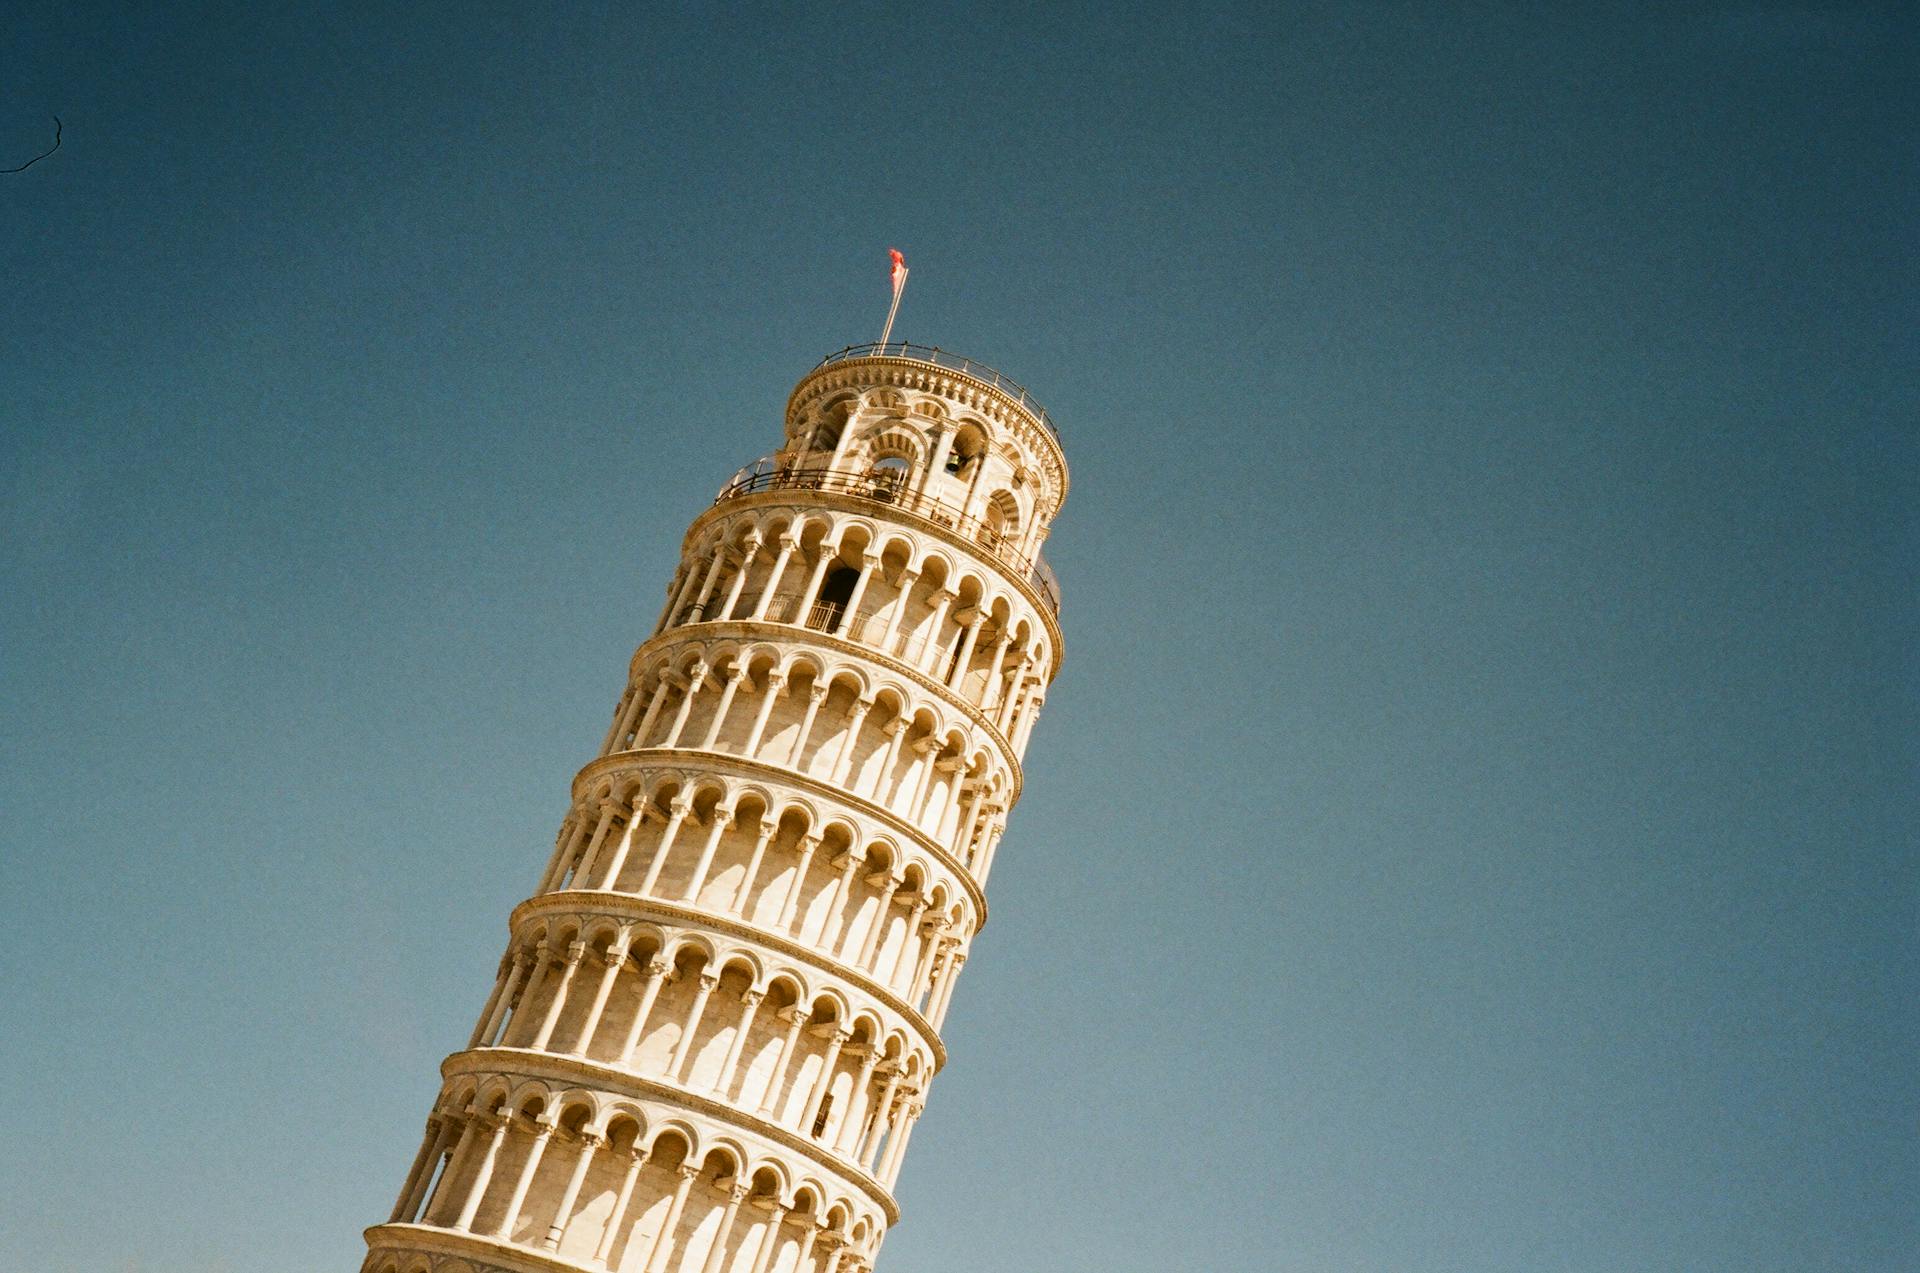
2,4,1914,1271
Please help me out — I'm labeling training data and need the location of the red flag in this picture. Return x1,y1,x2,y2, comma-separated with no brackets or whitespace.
889,248,908,294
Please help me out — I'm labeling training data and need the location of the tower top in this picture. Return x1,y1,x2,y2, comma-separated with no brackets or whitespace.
785,342,1069,524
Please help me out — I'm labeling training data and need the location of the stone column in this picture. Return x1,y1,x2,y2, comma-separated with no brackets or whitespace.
795,548,836,622
681,803,737,903
747,1203,790,1273
915,590,956,675
686,543,731,621
818,849,866,949
601,687,638,755
643,1164,702,1273
881,897,928,987
697,665,747,749
494,1116,555,1238
663,662,711,748
636,798,694,897
801,1029,850,1135
467,953,516,1049
854,874,900,966
930,953,967,1029
730,818,778,914
537,809,590,892
618,958,672,1063
592,796,650,891
786,683,829,768
530,941,587,1051
750,536,798,620
976,821,1007,884
698,1185,751,1273
878,567,918,653
838,553,880,637
859,1071,903,1169
669,972,719,1082
571,801,622,894
789,1220,822,1273
657,563,700,634
592,1147,648,1266
453,1112,510,1232
716,539,761,621
835,1048,881,1153
954,784,988,861
506,945,555,1046
714,989,763,1096
422,1113,476,1222
740,670,786,755
946,610,986,690
569,936,630,1057
758,1007,810,1116
832,698,872,784
873,718,909,804
541,1130,604,1250
390,1114,447,1222
976,633,1011,711
877,1100,923,1186
630,676,675,749
776,835,823,933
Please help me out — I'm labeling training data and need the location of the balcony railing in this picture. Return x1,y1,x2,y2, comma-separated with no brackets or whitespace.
815,343,1061,443
713,463,1062,616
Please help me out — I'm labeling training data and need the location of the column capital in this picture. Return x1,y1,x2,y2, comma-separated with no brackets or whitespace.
806,682,830,704
740,988,765,1008
643,958,671,980
676,1162,702,1181
783,1006,812,1026
564,940,588,965
696,971,720,992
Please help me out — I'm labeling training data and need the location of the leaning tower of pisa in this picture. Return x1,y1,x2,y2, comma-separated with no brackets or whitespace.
363,342,1066,1273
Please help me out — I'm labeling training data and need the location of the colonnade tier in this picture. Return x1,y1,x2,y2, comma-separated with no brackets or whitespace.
558,747,1000,929
492,896,958,1071
628,531,1049,781
372,1053,898,1273
624,601,1039,787
602,630,1028,831
655,493,1060,691
366,349,1064,1273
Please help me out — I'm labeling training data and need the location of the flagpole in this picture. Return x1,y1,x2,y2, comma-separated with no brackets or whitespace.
879,266,908,349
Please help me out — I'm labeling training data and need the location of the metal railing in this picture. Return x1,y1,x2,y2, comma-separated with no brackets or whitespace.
713,463,1063,616
815,342,1061,443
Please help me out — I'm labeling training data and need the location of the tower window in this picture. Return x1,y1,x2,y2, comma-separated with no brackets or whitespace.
811,1094,834,1138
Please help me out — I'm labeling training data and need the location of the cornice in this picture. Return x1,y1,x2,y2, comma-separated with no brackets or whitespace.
365,1222,592,1273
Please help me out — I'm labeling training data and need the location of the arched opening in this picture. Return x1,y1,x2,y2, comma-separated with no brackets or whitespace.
866,454,909,501
811,565,858,633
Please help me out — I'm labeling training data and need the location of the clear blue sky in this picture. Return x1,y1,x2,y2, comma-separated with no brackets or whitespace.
2,4,1913,1271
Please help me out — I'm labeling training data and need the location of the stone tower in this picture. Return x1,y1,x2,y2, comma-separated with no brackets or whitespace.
365,342,1067,1273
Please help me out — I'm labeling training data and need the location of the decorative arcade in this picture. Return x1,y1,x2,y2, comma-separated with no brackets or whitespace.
360,342,1069,1273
